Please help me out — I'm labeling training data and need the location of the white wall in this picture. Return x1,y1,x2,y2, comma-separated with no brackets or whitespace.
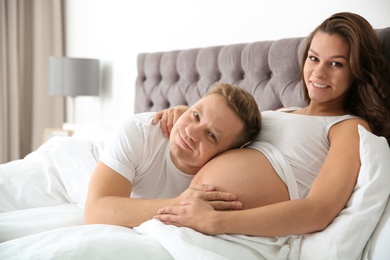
65,0,390,127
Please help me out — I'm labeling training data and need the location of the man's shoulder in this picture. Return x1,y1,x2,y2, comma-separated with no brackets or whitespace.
118,112,166,145
118,112,156,130
127,112,155,124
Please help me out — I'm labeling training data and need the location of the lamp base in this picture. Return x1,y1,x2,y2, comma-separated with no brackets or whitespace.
67,96,77,124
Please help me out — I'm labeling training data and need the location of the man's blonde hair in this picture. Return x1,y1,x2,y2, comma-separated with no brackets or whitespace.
204,82,261,148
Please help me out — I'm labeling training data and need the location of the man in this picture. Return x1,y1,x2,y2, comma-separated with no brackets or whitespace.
84,82,261,227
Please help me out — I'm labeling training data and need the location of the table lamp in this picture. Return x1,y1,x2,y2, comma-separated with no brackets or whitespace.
49,57,99,125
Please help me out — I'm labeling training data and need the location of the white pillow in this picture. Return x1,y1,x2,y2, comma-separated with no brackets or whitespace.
300,125,390,260
367,196,390,259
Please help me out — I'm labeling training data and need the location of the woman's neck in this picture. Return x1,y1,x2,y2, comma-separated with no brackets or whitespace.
293,104,346,116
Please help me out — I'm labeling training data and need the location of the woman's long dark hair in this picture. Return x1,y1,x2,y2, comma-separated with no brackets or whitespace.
300,12,390,144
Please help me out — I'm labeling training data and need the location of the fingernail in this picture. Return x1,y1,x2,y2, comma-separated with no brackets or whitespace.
229,194,237,200
206,185,215,190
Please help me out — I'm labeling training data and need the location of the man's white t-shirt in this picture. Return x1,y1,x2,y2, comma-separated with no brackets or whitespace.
100,112,193,199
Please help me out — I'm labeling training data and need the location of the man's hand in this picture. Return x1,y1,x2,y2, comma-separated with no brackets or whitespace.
152,105,189,138
154,185,242,234
155,197,220,235
177,184,242,210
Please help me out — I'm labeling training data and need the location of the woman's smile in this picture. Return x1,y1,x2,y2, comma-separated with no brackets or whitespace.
312,81,328,89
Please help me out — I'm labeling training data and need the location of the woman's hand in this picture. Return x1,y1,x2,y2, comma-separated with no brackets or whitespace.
154,197,220,235
177,184,242,211
152,105,189,137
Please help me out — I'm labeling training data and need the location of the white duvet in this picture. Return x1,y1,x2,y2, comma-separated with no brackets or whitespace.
0,134,300,259
0,126,389,259
0,217,300,260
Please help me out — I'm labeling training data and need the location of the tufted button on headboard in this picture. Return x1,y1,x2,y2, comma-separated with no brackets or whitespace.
135,28,390,113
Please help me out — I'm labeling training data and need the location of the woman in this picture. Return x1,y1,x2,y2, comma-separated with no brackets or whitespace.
152,12,390,236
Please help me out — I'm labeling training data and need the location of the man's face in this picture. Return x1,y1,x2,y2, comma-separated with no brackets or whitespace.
169,94,244,174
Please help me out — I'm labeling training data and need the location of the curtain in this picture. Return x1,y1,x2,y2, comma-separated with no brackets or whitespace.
0,0,65,163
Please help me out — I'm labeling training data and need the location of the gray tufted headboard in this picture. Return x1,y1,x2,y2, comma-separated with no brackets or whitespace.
135,27,390,113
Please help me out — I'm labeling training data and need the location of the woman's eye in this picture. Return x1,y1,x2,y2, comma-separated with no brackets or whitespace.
308,56,318,62
330,61,343,67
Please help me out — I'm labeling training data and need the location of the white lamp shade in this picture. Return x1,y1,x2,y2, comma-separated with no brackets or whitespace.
49,57,99,96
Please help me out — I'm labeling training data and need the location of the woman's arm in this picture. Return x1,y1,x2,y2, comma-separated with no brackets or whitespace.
155,119,370,236
152,105,189,137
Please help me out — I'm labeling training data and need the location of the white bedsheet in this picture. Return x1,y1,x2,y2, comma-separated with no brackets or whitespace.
0,135,103,242
0,223,173,260
0,204,84,242
136,219,301,260
0,218,300,260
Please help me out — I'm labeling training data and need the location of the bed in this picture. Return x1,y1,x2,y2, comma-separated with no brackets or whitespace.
1,28,390,259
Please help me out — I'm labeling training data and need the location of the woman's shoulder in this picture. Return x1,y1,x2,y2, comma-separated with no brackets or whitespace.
331,117,370,130
328,117,371,144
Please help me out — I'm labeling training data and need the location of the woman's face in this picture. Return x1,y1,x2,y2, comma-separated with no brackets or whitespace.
303,31,354,107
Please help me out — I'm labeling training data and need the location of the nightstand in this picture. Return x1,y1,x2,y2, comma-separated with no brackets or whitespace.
42,128,73,143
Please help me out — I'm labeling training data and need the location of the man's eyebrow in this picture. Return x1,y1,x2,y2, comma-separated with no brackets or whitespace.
309,48,348,60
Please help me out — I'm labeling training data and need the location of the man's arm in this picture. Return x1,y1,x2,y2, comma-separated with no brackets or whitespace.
84,162,178,227
85,162,242,228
